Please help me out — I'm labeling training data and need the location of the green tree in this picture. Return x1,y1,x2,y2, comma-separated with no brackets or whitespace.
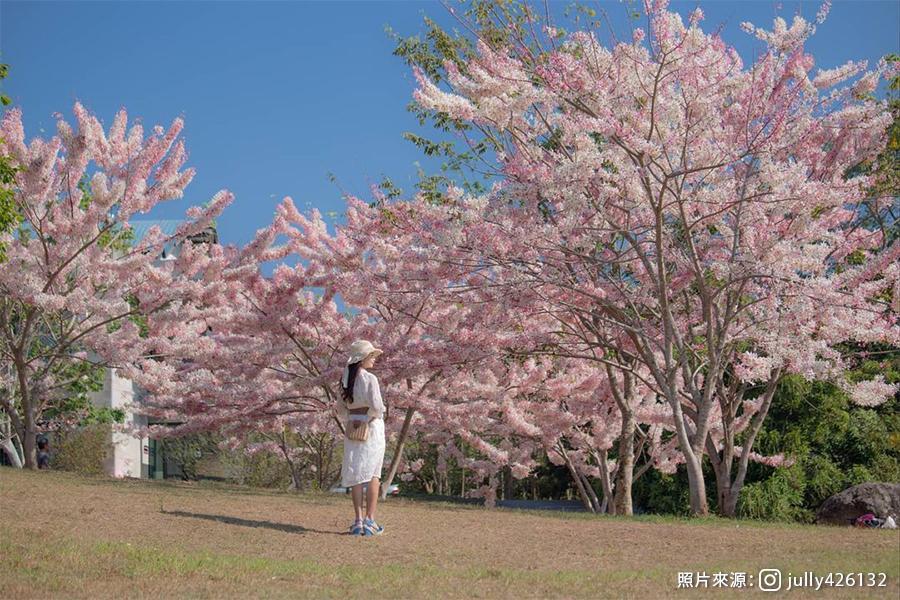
740,350,900,522
0,62,20,260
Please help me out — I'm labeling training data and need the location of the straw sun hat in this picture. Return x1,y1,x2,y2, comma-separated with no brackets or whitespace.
346,340,383,364
340,340,383,388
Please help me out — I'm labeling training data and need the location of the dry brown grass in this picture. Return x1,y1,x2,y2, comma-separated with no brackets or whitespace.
1,468,897,599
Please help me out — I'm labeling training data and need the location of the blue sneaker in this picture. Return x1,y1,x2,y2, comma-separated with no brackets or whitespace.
362,517,384,536
349,519,363,535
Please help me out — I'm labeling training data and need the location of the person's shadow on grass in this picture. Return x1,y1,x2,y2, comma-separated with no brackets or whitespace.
161,509,347,536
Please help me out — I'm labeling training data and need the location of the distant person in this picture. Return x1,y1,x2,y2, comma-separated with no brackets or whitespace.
36,436,50,469
338,340,386,536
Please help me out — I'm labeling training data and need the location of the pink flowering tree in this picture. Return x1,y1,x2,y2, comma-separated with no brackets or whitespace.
270,194,548,498
0,103,230,468
336,186,696,513
131,183,680,510
128,192,510,493
292,192,572,497
318,195,639,507
324,191,687,513
401,0,898,515
438,353,680,513
122,201,364,490
129,259,363,490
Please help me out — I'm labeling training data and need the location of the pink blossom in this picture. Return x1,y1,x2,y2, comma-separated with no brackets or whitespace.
689,8,704,27
846,376,897,407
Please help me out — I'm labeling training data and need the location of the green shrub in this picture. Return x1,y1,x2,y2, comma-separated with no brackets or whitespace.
51,424,112,475
219,446,293,489
632,468,693,516
158,433,220,480
739,464,811,522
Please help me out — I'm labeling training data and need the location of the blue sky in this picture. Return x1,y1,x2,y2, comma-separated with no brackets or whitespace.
2,0,898,249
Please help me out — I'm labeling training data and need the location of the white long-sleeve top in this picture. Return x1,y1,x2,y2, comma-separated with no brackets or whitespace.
337,368,385,420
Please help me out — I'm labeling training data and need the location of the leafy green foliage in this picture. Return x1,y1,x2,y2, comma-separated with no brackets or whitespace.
387,9,501,200
0,64,22,262
0,63,11,106
740,353,900,522
738,464,809,522
50,423,113,474
632,469,694,516
0,63,19,261
0,151,17,261
159,432,221,481
221,441,294,489
42,359,125,426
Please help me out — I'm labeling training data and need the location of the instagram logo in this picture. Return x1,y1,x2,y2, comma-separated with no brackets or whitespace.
758,569,782,592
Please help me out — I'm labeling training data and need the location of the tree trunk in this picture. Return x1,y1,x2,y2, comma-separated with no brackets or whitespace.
502,465,514,500
614,412,636,516
604,366,638,516
715,465,734,517
596,449,615,515
22,410,37,470
707,371,781,517
580,470,602,512
668,397,709,516
715,468,736,517
288,468,303,492
707,451,737,518
1,436,23,468
705,436,735,517
559,446,596,513
13,357,38,470
684,452,708,516
380,406,415,499
720,488,740,517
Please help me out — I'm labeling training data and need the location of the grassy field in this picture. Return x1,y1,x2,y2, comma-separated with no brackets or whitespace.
1,468,898,599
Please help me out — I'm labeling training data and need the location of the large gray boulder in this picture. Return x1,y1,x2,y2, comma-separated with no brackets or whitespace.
816,482,900,525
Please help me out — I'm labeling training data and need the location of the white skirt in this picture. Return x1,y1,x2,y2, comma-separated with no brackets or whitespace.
341,417,386,487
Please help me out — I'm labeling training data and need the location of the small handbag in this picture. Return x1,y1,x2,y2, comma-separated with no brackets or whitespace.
346,417,370,442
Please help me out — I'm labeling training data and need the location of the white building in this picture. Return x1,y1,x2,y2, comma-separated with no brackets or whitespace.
88,365,147,477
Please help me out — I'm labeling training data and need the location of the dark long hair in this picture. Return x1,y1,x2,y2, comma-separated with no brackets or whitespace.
341,361,363,403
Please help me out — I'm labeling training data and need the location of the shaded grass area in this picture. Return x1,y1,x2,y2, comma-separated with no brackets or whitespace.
1,468,898,598
1,533,669,599
45,470,850,529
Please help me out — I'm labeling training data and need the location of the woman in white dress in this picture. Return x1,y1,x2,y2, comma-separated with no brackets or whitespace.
338,340,387,536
